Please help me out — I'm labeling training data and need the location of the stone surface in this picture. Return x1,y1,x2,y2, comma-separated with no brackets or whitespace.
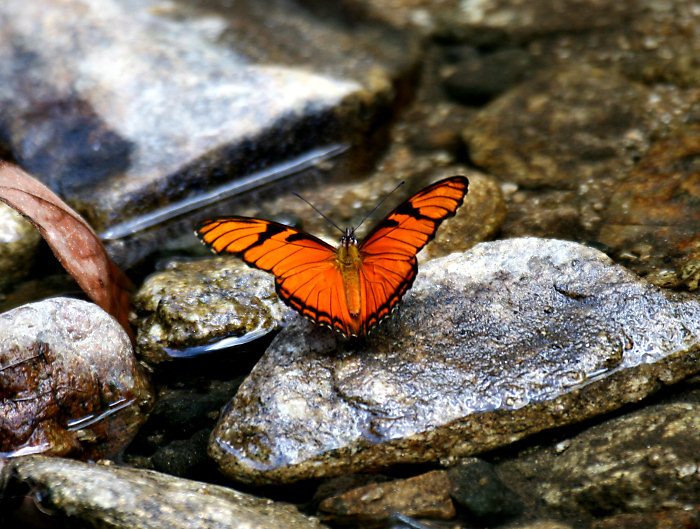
435,0,637,44
132,257,293,363
0,0,419,265
0,202,41,292
318,470,455,523
496,400,700,522
0,455,329,529
598,126,700,290
448,458,523,523
208,238,700,484
590,510,700,529
462,64,699,285
0,298,154,459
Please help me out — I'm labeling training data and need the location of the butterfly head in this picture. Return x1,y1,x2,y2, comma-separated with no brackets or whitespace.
340,227,357,248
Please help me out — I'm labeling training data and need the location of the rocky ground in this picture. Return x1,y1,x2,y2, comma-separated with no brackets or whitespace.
0,1,698,528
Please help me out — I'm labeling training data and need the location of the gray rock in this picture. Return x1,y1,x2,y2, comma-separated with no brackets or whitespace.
0,455,329,529
0,202,41,292
448,458,523,523
133,257,293,363
496,399,700,521
0,0,418,265
209,238,700,484
434,0,637,44
0,298,154,459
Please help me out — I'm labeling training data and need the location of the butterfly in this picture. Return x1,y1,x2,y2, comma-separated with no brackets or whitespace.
196,175,469,338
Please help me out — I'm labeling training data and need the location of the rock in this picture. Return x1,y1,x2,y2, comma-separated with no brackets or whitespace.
448,458,523,523
208,238,700,484
496,400,700,522
0,0,419,266
132,257,293,363
0,202,41,292
597,126,700,290
463,63,697,244
463,65,652,191
443,48,538,105
0,455,329,529
589,510,700,529
318,470,455,524
434,0,637,44
124,378,242,481
0,298,154,459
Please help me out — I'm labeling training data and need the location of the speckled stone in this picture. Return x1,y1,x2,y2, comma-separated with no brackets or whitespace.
0,455,329,529
209,238,700,484
598,126,700,290
496,400,700,521
0,202,41,292
132,257,293,363
0,298,154,459
0,0,419,266
318,470,455,523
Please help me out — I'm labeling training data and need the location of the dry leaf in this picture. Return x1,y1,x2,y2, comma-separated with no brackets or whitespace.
0,161,134,343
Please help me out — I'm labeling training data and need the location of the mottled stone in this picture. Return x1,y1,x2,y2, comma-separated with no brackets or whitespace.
496,400,700,520
0,455,329,529
435,0,637,44
132,257,293,363
0,0,418,265
463,64,696,242
0,202,41,292
463,65,652,191
0,298,154,459
532,0,700,87
448,458,523,523
124,378,242,481
598,126,700,290
209,238,700,484
443,48,538,105
318,470,455,523
590,510,699,529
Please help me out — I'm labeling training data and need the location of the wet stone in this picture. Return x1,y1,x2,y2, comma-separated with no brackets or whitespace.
0,0,418,265
0,455,329,529
448,458,523,524
442,47,538,105
209,238,700,484
0,202,41,293
318,470,455,524
132,257,293,363
496,400,700,522
462,63,697,242
590,510,700,529
597,125,700,290
0,298,154,459
434,0,637,45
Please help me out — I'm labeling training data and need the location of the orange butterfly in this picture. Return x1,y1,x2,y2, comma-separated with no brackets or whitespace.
196,176,469,337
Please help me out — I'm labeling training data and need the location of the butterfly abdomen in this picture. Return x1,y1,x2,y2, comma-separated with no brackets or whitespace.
337,238,363,320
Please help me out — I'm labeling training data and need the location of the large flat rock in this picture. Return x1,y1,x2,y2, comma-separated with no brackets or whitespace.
0,0,418,264
208,238,700,484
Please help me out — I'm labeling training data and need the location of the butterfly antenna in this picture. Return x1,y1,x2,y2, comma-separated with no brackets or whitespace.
353,180,405,232
293,192,345,235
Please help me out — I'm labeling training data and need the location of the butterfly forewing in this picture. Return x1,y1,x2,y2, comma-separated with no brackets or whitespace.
355,176,469,333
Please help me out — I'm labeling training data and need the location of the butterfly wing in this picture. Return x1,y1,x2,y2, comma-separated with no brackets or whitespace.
196,217,358,335
357,175,469,332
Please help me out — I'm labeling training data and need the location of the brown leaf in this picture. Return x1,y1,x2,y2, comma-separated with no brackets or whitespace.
0,161,134,343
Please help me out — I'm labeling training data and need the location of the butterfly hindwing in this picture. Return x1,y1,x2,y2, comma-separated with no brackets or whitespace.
196,217,356,336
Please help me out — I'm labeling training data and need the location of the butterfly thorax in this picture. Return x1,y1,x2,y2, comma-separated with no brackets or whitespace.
337,228,362,320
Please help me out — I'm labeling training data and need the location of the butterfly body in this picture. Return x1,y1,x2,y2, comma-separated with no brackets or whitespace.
196,176,469,337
